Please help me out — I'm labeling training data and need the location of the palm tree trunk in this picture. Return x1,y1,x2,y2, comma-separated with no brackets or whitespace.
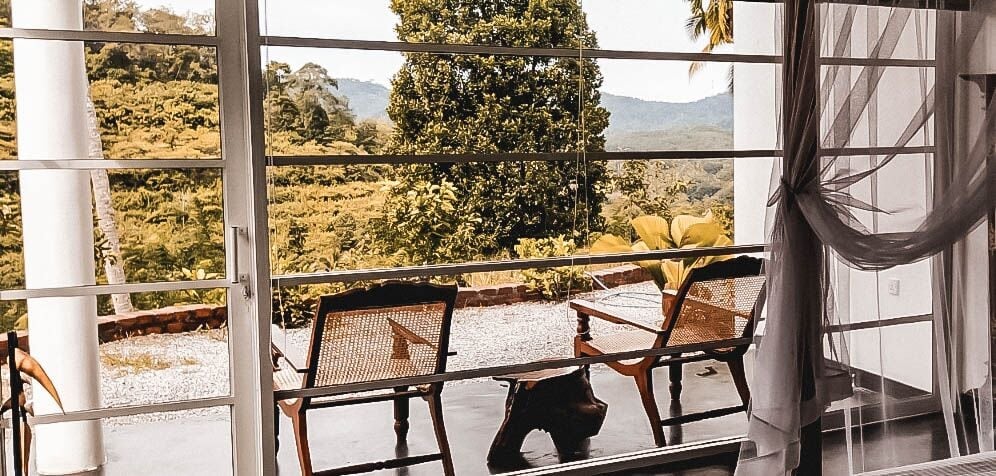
86,92,133,313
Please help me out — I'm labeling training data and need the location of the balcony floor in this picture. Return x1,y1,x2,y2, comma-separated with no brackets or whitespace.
7,360,952,475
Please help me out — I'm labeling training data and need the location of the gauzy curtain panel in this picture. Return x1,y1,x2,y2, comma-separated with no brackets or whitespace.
738,1,994,475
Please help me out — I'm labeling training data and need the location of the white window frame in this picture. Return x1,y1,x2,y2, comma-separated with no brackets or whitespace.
0,0,971,473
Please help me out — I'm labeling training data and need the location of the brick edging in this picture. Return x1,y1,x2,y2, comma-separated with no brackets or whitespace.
455,264,650,307
0,304,227,355
0,265,650,352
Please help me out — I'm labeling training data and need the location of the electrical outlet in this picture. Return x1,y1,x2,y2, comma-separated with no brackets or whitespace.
887,278,900,296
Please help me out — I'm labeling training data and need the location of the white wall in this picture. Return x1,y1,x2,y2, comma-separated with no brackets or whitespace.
732,2,779,247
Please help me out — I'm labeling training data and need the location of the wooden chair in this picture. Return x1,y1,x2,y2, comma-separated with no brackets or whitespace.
573,256,765,447
271,281,458,476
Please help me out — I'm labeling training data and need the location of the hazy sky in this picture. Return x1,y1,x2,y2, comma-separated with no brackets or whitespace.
140,0,735,103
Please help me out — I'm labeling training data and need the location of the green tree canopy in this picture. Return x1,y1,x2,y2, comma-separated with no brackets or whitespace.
385,0,610,254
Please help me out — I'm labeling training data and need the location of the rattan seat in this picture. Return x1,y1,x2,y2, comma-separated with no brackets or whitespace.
584,329,657,365
573,256,765,447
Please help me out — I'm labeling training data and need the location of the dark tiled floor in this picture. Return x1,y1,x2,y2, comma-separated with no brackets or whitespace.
275,360,954,475
276,361,749,475
16,360,954,475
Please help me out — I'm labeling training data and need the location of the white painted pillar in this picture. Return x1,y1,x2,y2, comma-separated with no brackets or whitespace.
12,0,105,473
732,2,778,246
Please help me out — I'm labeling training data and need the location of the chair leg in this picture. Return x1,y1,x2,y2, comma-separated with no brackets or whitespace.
393,386,410,440
274,403,281,456
728,357,751,408
290,410,313,476
426,388,456,476
634,371,666,447
668,363,683,400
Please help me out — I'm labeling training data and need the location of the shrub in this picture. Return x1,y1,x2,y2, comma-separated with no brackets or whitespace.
374,177,494,270
514,236,590,300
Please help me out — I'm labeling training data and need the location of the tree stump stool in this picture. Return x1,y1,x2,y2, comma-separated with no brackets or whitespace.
487,365,607,465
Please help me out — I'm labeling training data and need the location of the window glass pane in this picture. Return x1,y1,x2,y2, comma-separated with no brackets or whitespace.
600,59,733,152
2,291,229,406
260,1,778,470
98,290,230,406
821,4,935,60
259,0,780,55
261,48,777,157
820,65,934,149
7,409,235,475
0,168,224,293
0,1,215,35
0,40,219,160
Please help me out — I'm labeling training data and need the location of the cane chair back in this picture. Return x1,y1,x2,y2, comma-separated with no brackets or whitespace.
305,282,457,391
660,256,765,355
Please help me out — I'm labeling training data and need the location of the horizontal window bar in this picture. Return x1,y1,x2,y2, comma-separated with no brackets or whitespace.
267,150,782,167
272,244,767,287
274,336,753,400
0,279,230,301
825,313,931,333
263,36,783,64
0,28,218,46
0,159,224,171
821,57,935,68
507,436,746,476
10,396,234,427
820,145,935,157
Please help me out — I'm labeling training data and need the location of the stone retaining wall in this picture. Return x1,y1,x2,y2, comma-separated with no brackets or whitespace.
0,265,650,353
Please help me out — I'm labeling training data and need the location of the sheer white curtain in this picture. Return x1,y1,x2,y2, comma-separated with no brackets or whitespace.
737,1,994,474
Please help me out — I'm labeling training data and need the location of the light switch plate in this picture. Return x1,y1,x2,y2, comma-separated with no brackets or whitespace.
887,278,900,296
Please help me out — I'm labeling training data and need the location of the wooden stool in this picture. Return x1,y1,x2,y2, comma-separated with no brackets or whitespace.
487,365,607,464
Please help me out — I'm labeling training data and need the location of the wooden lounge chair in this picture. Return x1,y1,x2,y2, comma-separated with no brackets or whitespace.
271,281,458,476
572,256,765,447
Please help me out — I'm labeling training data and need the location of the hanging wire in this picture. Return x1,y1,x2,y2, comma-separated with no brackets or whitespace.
567,3,661,317
259,0,291,347
564,0,587,327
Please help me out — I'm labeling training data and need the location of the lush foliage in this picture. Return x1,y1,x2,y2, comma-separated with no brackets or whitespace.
374,178,493,269
383,0,610,259
591,211,732,290
686,0,733,54
514,236,590,300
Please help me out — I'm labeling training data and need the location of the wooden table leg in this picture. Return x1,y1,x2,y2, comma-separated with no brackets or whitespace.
488,383,532,464
488,368,607,465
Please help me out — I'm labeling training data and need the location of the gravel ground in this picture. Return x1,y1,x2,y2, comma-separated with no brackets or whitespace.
5,282,664,426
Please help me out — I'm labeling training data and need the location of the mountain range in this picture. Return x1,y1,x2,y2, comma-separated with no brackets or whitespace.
334,78,733,151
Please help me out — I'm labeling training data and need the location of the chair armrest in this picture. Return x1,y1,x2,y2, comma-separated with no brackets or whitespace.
569,299,663,335
387,318,436,348
662,290,678,316
271,325,309,372
387,318,443,360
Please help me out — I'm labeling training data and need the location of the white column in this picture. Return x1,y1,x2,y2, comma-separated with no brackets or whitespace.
12,0,104,474
732,2,778,246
